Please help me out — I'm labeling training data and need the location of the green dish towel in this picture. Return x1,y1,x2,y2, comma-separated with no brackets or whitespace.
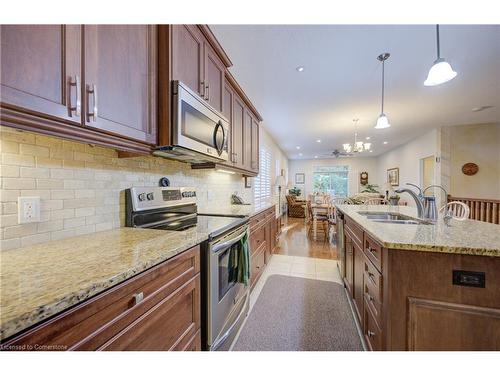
228,232,250,286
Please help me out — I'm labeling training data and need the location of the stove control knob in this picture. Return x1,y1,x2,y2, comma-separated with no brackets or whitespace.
147,193,154,201
138,193,146,201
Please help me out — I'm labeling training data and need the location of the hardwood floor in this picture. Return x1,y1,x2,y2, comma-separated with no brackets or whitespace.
276,217,338,260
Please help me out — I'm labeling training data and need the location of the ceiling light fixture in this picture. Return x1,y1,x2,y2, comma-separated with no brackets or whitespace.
375,53,391,129
296,66,304,72
383,141,388,145
296,146,301,150
424,25,457,86
299,153,303,156
343,119,372,154
366,136,371,140
314,155,318,159
316,139,321,143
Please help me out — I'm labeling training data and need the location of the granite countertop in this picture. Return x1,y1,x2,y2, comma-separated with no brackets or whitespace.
0,227,210,341
336,205,500,257
198,199,277,218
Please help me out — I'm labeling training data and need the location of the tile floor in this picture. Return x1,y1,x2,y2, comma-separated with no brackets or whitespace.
249,254,343,309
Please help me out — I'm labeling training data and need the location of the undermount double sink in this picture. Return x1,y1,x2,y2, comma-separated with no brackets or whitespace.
357,211,432,225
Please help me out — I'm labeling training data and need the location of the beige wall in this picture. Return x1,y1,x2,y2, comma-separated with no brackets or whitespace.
0,126,252,251
448,123,500,199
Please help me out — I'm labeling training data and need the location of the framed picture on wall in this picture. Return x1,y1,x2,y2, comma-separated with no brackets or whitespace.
295,173,305,184
244,176,252,188
387,167,399,186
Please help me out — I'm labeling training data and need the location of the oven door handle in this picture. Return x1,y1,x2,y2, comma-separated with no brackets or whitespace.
211,230,248,254
211,293,249,351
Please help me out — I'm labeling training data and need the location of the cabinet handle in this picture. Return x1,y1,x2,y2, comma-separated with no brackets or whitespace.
368,272,376,284
200,81,205,97
367,246,376,253
69,75,81,117
133,292,144,305
367,330,376,338
366,292,374,302
86,83,98,122
205,84,210,101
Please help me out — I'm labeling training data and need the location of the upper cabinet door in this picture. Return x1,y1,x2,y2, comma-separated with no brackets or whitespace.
232,96,245,169
222,82,233,166
203,43,225,113
83,25,157,144
0,25,81,124
171,25,204,97
243,109,253,171
251,118,259,173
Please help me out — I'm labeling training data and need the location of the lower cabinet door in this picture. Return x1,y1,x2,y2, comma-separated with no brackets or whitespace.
344,240,354,297
353,242,365,324
250,246,266,290
99,275,200,351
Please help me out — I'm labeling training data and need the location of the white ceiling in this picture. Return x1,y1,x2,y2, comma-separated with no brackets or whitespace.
210,25,500,159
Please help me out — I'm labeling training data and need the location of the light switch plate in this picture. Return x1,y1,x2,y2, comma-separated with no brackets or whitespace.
18,196,41,224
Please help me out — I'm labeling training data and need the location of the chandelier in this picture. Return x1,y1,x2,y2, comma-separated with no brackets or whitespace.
343,119,371,153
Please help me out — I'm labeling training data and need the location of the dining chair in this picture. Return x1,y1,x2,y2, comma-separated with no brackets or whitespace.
364,197,389,205
306,200,329,242
439,201,470,221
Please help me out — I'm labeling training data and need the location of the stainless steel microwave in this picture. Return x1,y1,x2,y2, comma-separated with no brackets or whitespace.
153,81,229,164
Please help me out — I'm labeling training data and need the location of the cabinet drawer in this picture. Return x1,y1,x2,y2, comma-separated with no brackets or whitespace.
99,275,200,351
363,299,382,351
250,226,266,255
345,217,363,247
250,245,265,289
364,272,383,327
249,211,267,231
364,256,383,301
364,233,382,272
3,246,200,350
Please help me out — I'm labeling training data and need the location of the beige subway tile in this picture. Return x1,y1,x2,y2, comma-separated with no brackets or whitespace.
50,190,74,199
0,238,21,251
63,159,86,169
21,233,51,247
40,200,63,211
64,217,86,229
3,178,36,190
20,167,50,179
37,220,63,233
35,134,63,148
95,222,113,232
50,209,75,220
85,213,113,225
50,228,75,241
73,169,94,180
20,189,51,200
1,214,19,227
3,223,37,239
63,198,96,209
2,153,35,167
74,207,95,217
0,140,20,154
74,189,95,199
50,147,74,160
74,224,95,236
62,140,86,152
0,190,20,202
36,179,64,189
64,179,86,189
1,202,18,215
50,169,74,179
36,157,62,168
20,143,50,158
0,165,20,178
0,129,36,144
74,151,94,162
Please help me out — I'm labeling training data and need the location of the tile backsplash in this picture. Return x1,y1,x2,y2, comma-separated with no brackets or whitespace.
0,126,252,250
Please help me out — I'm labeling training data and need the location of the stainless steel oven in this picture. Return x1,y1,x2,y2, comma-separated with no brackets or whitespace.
204,223,250,351
153,81,229,164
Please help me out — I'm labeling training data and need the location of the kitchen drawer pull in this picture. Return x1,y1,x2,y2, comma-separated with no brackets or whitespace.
200,81,205,97
133,292,144,305
367,330,376,338
69,75,81,117
367,246,376,253
366,292,374,302
86,83,98,122
205,84,210,101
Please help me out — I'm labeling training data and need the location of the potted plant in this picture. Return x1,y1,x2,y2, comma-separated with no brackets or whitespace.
389,194,400,206
361,184,380,193
288,186,301,197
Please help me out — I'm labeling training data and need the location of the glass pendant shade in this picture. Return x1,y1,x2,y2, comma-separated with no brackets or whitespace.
343,143,352,153
375,114,391,129
364,143,371,150
424,58,457,86
355,141,364,152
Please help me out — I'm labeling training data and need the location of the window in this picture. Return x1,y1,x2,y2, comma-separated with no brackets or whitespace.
313,165,349,197
254,147,272,202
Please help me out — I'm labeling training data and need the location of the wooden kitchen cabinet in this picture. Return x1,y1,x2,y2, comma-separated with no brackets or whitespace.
344,237,354,298
232,95,246,169
352,241,365,323
243,110,253,171
0,25,81,124
221,83,234,167
1,246,201,351
1,25,157,153
251,117,260,173
203,43,225,112
83,25,157,144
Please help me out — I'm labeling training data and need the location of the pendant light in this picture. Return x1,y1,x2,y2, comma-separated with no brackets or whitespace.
375,53,391,129
424,25,457,86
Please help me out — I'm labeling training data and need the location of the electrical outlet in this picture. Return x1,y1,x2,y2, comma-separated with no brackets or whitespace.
18,196,41,224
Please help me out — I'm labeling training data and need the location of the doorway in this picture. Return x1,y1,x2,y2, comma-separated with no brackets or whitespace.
420,155,435,194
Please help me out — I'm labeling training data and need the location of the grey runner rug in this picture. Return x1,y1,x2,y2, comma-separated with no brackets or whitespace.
233,275,363,351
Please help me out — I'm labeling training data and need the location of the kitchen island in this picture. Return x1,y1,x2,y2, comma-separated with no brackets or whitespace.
335,204,500,350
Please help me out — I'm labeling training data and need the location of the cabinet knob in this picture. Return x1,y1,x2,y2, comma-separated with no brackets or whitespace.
367,330,376,338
